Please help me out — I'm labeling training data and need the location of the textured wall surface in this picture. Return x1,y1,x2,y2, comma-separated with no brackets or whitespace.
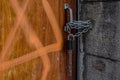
80,1,120,80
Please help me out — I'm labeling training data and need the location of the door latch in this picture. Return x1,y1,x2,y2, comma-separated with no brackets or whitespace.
64,3,92,37
64,3,93,80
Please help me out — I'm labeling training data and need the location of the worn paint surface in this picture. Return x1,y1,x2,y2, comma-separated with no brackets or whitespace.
0,0,66,80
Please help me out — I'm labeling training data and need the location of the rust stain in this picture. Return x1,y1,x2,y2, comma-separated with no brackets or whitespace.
0,0,63,80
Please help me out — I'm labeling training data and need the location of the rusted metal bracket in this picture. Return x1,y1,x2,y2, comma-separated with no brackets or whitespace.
64,2,92,80
64,3,92,37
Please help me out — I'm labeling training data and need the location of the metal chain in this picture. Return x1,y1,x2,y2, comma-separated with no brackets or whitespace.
64,20,92,37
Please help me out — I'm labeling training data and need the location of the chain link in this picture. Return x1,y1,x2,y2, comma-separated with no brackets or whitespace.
64,20,92,37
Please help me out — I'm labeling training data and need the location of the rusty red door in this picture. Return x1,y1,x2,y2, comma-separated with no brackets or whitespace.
0,0,77,80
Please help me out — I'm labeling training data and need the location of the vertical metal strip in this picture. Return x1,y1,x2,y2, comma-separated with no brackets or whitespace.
77,0,85,80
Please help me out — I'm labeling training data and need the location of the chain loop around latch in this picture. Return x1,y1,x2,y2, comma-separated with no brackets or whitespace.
64,3,92,38
65,20,92,37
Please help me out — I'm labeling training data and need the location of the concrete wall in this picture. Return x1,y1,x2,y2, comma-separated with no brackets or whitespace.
80,1,120,80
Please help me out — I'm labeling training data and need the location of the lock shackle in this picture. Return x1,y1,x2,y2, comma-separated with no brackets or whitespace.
68,34,75,40
64,3,73,23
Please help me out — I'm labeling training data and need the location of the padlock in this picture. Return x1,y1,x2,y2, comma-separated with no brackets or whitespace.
67,34,75,51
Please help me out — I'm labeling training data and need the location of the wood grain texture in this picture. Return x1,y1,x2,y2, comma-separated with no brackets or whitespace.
0,0,66,80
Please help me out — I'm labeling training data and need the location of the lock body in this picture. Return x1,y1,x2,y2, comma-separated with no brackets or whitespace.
67,34,75,51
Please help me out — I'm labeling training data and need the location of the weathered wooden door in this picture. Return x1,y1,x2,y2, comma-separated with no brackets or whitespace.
0,0,71,80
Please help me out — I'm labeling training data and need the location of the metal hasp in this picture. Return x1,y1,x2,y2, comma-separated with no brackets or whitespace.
64,3,92,37
64,3,92,80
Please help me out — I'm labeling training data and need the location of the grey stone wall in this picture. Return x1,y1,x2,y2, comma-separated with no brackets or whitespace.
80,1,120,80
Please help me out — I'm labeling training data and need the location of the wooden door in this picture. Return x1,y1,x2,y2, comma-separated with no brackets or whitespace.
0,0,76,80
